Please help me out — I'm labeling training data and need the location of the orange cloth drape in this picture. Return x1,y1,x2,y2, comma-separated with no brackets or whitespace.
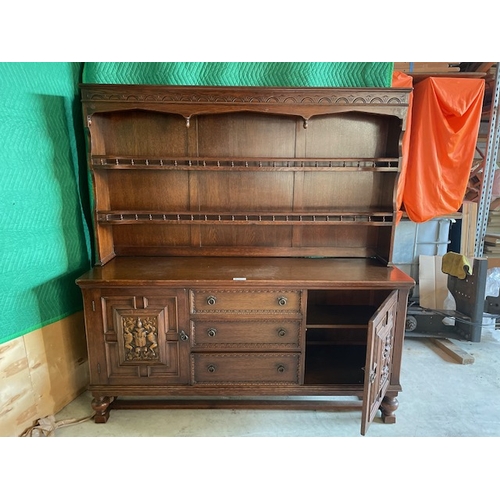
396,76,485,223
392,71,414,222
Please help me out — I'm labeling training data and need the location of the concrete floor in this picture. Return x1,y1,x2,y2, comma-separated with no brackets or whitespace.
53,326,500,438
31,327,497,500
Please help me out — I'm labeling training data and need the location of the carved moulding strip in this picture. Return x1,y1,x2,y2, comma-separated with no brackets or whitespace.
81,85,411,124
192,343,299,349
81,85,410,106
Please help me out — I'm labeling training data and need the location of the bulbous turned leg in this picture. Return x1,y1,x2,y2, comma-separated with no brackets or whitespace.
380,394,399,424
92,395,113,423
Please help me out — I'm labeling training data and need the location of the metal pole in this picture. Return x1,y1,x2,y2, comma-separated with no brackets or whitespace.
475,64,500,257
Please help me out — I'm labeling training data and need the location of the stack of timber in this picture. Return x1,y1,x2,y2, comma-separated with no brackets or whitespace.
394,62,461,73
484,234,500,255
484,208,500,256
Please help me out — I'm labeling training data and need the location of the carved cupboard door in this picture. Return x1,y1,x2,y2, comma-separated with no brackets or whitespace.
361,290,399,436
97,289,190,385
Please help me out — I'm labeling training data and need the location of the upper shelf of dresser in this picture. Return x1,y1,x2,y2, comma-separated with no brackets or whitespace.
81,84,411,264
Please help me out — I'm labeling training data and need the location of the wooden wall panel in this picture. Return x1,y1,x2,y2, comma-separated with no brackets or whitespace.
0,337,38,437
0,312,89,437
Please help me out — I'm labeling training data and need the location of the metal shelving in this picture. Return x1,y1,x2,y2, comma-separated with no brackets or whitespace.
474,64,500,257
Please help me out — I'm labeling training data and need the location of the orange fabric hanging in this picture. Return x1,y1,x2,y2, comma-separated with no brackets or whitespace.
392,71,414,223
401,77,485,223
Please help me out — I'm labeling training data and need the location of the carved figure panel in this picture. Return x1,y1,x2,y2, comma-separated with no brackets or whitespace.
115,308,166,365
122,316,159,360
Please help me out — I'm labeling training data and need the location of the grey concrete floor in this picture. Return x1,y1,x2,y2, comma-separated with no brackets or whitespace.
19,328,497,500
53,327,500,438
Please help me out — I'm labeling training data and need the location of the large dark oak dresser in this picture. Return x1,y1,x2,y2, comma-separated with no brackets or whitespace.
76,84,414,435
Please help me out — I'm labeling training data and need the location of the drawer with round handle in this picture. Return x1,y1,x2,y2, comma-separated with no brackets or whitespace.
192,352,300,384
191,319,302,348
190,289,302,314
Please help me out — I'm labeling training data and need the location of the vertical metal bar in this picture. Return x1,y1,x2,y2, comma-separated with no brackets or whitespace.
475,65,500,257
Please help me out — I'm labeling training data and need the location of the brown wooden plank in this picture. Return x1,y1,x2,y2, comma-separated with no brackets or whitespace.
461,201,477,258
431,338,475,364
110,398,363,411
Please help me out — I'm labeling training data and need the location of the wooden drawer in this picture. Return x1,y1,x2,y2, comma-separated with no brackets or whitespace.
191,319,302,348
192,353,300,384
190,289,302,314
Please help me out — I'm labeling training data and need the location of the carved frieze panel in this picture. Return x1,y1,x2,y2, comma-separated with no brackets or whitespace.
82,85,410,106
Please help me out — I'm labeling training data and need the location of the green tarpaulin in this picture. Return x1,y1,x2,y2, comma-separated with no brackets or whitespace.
82,62,394,87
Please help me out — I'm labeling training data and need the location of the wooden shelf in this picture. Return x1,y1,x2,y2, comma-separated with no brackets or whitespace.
96,211,395,225
306,305,378,327
408,72,487,84
91,156,401,172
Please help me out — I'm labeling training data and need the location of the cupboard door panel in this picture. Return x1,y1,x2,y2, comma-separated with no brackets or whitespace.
100,292,190,385
361,290,398,435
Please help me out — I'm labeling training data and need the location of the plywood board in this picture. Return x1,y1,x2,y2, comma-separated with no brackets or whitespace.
419,255,449,309
24,312,89,419
0,312,89,437
0,337,38,437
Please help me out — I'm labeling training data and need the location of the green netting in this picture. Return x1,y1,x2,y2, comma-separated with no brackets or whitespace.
0,62,92,345
82,62,394,87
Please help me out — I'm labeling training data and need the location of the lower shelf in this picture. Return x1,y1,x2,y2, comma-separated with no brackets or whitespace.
304,344,367,385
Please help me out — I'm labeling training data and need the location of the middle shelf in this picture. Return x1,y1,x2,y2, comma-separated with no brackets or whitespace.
90,155,401,172
96,211,395,225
